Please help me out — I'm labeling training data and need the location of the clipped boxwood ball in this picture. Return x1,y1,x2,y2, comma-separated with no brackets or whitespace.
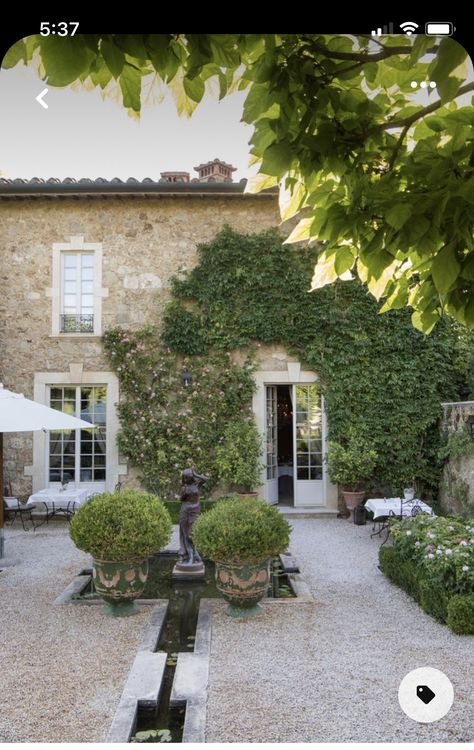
70,489,172,560
193,496,291,563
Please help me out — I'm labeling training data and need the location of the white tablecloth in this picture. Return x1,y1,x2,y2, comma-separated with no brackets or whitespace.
28,488,90,510
365,497,434,520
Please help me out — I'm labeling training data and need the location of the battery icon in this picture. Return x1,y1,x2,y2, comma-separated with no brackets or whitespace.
425,22,455,35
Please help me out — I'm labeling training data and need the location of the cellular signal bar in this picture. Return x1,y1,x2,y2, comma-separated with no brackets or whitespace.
371,22,394,36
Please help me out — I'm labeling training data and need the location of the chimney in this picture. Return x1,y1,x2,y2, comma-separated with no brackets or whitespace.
160,171,190,183
193,158,237,183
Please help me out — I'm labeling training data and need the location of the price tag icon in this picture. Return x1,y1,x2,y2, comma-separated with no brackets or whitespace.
417,685,436,705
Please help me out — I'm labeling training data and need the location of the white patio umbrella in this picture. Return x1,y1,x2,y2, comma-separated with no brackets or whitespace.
0,384,94,560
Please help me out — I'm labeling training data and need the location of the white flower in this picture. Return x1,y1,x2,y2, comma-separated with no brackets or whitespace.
448,525,455,531
462,565,470,572
414,541,421,547
406,530,412,536
426,553,435,559
445,549,453,556
427,532,435,539
436,549,443,555
459,540,468,547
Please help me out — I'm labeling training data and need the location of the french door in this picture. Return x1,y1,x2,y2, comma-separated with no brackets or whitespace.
264,383,324,506
293,384,324,506
48,385,107,490
265,385,278,504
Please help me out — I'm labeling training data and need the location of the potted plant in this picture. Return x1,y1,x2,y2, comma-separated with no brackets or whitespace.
326,435,378,515
70,489,172,617
193,496,290,617
215,417,263,498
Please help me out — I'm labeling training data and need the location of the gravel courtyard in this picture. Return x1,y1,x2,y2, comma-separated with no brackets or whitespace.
1,518,472,743
206,518,473,743
0,524,154,743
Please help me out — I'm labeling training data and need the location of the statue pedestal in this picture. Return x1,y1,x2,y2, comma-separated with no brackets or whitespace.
172,560,205,580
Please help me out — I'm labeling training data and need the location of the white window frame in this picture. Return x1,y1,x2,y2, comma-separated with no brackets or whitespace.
47,236,108,336
25,365,127,492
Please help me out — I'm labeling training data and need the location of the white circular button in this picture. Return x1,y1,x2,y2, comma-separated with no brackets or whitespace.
399,668,454,723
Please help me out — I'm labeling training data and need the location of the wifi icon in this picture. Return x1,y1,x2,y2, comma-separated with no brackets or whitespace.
400,21,419,35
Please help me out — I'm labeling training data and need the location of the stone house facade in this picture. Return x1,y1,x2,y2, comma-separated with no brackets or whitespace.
0,166,337,515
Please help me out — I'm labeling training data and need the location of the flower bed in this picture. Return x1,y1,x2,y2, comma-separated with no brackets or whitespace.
379,514,474,634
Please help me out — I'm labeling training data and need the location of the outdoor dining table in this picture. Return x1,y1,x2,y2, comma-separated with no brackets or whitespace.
27,487,91,526
365,497,435,544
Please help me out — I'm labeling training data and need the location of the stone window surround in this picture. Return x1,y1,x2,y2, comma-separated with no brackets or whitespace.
252,360,337,509
24,364,127,492
46,235,108,336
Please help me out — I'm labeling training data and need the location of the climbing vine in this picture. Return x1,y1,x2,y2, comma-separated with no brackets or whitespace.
105,226,469,499
103,327,256,498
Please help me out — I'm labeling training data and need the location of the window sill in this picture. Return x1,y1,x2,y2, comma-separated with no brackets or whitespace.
49,334,102,339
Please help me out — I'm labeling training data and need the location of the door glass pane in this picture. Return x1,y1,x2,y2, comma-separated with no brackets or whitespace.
49,385,107,485
295,384,322,482
266,386,277,480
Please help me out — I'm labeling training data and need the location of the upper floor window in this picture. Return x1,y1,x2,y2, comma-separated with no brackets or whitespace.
61,253,95,333
50,236,107,337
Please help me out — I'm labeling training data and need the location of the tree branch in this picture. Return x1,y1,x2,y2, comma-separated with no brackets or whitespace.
305,40,438,63
371,82,474,133
387,123,410,171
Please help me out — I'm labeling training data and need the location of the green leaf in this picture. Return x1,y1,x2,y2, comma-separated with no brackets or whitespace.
40,37,95,86
436,76,463,104
385,204,412,230
245,172,278,194
379,280,409,312
183,74,205,103
119,63,142,112
310,254,338,290
100,38,125,79
429,38,468,82
431,244,461,294
425,116,447,132
334,246,355,276
260,142,294,178
411,309,439,335
284,216,315,244
2,39,26,68
279,180,306,222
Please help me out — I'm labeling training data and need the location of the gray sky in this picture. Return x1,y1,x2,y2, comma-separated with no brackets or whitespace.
0,64,253,180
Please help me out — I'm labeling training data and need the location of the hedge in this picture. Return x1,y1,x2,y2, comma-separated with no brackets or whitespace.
379,546,474,634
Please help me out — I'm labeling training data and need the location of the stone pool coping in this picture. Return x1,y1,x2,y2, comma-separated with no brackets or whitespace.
53,550,313,607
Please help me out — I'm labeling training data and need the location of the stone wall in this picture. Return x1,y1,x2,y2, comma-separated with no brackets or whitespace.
439,402,474,517
0,194,280,495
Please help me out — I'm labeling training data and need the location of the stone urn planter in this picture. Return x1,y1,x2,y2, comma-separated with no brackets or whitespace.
92,557,149,617
69,489,172,617
215,558,271,617
342,490,366,512
193,496,290,618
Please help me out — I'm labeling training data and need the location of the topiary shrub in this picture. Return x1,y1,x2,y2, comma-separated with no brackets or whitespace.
193,496,291,563
70,489,172,560
446,594,474,634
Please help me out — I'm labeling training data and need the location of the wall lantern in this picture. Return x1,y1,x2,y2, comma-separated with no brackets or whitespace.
181,371,192,388
467,414,474,438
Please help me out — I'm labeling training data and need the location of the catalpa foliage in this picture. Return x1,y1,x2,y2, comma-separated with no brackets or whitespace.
4,34,474,332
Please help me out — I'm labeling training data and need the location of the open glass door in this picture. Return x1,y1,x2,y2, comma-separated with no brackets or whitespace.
265,385,278,504
293,384,324,506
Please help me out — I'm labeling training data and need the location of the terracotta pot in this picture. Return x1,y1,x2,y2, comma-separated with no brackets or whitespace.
92,557,149,617
342,490,365,511
215,558,270,617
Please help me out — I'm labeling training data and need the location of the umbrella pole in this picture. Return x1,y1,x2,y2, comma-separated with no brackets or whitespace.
0,432,4,558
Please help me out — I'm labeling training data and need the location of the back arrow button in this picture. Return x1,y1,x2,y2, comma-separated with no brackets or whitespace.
36,88,49,109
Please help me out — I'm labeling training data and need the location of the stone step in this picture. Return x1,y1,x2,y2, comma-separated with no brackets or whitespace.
277,506,339,518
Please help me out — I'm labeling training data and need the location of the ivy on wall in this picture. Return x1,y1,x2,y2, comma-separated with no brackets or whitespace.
103,328,256,498
105,226,468,498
